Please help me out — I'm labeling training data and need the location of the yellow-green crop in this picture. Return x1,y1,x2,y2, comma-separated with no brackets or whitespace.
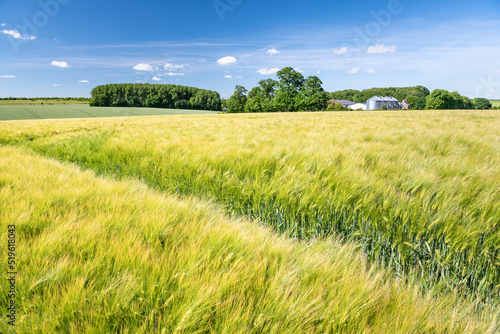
0,145,498,333
0,109,499,332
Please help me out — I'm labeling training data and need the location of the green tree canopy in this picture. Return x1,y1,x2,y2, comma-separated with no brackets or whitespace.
242,79,279,113
406,96,427,110
245,86,265,113
90,83,221,110
424,89,473,110
274,67,305,112
295,76,329,111
226,85,248,113
474,98,492,110
329,89,360,101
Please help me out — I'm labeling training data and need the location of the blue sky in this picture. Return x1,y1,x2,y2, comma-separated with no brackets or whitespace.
1,0,499,98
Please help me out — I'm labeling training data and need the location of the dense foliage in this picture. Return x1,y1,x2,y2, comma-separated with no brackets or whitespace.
424,89,474,109
474,98,493,109
89,83,221,111
225,67,329,113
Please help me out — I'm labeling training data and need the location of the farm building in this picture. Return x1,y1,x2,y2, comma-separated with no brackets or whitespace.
327,99,356,108
401,99,410,109
366,96,402,110
348,103,367,110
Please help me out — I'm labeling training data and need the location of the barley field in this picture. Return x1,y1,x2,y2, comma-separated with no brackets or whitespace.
0,110,499,332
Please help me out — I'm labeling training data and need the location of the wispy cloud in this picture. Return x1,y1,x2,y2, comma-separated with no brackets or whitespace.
267,48,280,55
152,76,161,81
78,80,89,83
367,44,397,54
133,63,154,71
347,67,360,74
224,75,232,78
365,69,376,74
256,68,279,75
217,56,237,65
1,29,37,40
52,84,62,87
164,72,184,76
0,75,15,78
164,63,185,70
1,23,8,27
333,47,348,55
50,61,70,68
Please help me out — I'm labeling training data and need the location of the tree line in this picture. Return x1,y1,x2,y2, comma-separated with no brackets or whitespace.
224,67,331,113
87,74,494,112
89,83,221,111
225,68,493,112
329,87,493,110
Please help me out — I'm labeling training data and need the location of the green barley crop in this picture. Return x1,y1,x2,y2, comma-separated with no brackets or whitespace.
0,109,499,306
0,145,498,332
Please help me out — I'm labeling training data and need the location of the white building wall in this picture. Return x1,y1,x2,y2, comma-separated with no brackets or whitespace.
348,103,367,110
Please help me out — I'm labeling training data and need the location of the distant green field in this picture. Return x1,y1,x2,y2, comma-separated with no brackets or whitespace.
491,100,500,108
0,99,89,105
0,104,217,121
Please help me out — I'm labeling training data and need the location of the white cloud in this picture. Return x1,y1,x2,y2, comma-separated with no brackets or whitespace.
164,63,185,70
316,71,321,74
367,44,397,54
0,75,15,78
426,69,437,74
333,47,348,55
78,80,89,83
365,69,376,74
1,29,37,40
1,23,7,27
235,75,243,79
267,48,280,55
347,67,360,74
152,77,161,81
294,67,305,73
256,68,280,75
52,84,62,87
164,72,184,76
224,75,232,78
51,61,69,68
217,56,237,65
133,63,153,71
